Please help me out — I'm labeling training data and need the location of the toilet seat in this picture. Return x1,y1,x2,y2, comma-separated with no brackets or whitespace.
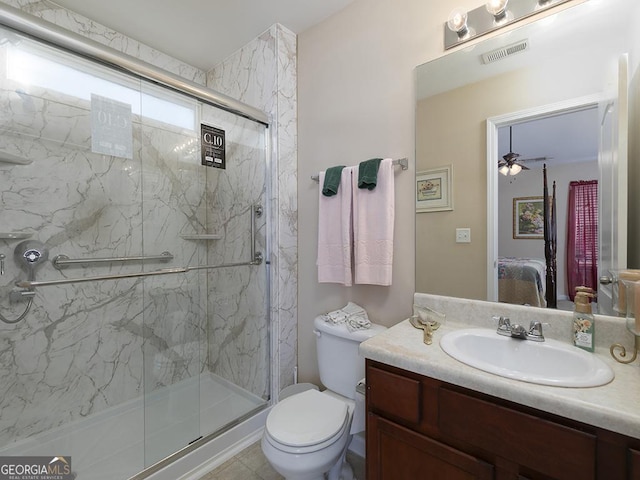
266,389,349,448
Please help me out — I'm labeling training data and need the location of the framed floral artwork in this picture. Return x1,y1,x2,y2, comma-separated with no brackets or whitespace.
513,196,544,239
416,165,453,213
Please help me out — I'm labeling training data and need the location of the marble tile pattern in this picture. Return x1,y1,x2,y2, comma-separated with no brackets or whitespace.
202,106,270,399
0,69,212,445
0,0,279,453
208,24,298,400
360,293,640,439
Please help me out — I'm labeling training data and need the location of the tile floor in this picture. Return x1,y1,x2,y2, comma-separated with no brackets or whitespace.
197,441,365,480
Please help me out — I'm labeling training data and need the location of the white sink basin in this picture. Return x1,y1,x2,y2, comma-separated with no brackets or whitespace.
440,328,614,387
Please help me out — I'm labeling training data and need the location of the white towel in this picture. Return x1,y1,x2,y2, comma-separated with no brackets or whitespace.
324,302,371,331
317,167,354,286
352,158,394,285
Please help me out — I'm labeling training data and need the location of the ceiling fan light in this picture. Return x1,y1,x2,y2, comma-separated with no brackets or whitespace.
499,165,510,176
510,163,522,175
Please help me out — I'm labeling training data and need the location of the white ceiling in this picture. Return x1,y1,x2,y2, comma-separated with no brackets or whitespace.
498,107,599,169
51,0,356,71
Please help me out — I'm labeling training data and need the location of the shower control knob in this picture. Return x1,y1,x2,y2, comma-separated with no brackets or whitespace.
24,249,42,263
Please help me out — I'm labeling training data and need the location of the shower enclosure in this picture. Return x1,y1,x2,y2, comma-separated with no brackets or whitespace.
0,18,271,480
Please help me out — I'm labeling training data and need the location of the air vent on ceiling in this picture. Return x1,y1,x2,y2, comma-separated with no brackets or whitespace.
481,39,529,65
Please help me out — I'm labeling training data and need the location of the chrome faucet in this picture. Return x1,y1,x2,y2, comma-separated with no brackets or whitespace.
494,316,545,342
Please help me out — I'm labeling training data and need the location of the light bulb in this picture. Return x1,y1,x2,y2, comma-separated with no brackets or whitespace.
447,8,468,36
510,163,522,175
486,0,509,17
499,165,509,176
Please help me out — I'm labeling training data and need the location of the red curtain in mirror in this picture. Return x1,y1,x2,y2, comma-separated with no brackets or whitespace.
566,180,598,301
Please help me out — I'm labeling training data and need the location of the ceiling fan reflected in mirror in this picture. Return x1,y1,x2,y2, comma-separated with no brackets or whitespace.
498,126,530,176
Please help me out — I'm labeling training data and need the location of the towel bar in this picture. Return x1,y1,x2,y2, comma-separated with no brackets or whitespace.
311,157,408,182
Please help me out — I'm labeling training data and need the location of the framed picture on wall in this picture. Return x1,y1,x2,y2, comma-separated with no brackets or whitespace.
416,165,453,213
513,196,544,239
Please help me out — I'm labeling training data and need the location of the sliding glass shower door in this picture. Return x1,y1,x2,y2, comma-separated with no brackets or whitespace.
138,84,270,467
0,23,270,479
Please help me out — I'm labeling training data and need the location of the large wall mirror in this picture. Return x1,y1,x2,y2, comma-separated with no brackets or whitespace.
415,0,640,314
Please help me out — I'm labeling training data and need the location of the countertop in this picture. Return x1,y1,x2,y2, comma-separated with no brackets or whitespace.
360,317,640,439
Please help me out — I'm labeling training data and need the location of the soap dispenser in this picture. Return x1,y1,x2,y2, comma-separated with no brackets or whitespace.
573,286,595,352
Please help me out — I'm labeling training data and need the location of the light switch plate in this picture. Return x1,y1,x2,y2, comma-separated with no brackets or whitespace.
456,228,471,243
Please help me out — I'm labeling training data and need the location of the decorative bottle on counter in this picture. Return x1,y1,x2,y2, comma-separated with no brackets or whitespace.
573,286,595,352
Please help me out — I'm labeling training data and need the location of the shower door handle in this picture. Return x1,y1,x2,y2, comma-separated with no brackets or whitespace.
251,204,263,265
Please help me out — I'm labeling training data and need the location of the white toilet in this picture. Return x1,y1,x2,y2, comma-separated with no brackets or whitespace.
262,315,386,480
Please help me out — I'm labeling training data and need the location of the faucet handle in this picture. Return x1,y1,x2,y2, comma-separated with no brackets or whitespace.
527,321,547,341
493,316,511,336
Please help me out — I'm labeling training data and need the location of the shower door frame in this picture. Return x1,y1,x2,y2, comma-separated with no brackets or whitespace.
0,4,268,127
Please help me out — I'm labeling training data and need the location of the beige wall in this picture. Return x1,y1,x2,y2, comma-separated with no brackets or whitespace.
297,0,472,386
296,0,582,386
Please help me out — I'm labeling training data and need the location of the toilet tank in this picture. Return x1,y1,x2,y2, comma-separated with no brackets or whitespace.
313,316,387,399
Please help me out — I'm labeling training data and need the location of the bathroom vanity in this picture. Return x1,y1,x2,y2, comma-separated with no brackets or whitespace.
360,295,640,480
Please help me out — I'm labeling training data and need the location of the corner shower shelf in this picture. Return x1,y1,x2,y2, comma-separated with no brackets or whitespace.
0,232,33,240
180,234,222,241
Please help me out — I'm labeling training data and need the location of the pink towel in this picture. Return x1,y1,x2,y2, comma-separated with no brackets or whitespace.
317,167,354,286
352,158,394,285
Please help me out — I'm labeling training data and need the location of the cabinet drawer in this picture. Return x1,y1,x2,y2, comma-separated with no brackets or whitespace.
367,365,421,424
439,388,597,480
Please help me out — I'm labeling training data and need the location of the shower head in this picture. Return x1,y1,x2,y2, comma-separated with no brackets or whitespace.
14,240,49,280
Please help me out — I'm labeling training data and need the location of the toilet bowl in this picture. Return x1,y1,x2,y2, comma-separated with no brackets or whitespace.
262,389,355,480
261,316,385,480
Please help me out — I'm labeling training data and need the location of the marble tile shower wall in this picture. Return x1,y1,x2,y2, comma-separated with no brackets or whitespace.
17,0,300,404
203,106,269,399
0,80,208,446
208,24,298,398
0,0,289,447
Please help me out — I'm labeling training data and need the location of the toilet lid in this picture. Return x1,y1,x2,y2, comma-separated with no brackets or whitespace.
266,389,348,447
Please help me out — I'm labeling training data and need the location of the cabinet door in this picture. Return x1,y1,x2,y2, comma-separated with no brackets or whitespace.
367,413,494,480
629,449,640,480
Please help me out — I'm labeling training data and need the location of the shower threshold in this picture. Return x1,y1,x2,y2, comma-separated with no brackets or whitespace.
0,372,267,480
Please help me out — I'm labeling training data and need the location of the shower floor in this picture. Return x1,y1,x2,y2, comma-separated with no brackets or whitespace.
0,372,266,480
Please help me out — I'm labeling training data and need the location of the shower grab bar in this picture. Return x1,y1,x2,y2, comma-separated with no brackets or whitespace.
16,203,264,289
52,251,174,270
16,259,262,289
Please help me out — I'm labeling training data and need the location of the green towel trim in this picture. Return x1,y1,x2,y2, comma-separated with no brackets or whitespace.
358,158,383,190
322,165,346,196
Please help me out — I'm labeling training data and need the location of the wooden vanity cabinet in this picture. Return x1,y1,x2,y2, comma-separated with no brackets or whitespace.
366,360,640,480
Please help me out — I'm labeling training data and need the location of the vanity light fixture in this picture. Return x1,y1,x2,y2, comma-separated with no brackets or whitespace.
486,0,509,20
444,0,572,50
447,7,470,38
